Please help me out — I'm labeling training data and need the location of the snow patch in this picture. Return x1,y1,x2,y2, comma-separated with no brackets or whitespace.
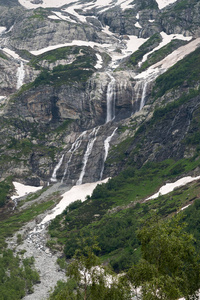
95,53,103,69
0,26,6,34
40,178,109,224
11,182,43,200
139,32,192,67
48,15,60,20
135,37,200,80
30,40,110,55
62,6,87,23
135,21,142,29
2,48,28,62
156,0,178,10
52,11,77,23
145,176,200,201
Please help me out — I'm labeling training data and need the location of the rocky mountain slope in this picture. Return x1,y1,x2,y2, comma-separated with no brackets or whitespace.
1,0,200,298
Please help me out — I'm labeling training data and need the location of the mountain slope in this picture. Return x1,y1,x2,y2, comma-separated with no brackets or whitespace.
1,0,200,298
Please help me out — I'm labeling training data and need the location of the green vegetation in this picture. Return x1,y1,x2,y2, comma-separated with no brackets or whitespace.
152,46,200,98
127,33,162,67
49,237,131,300
0,250,40,299
137,0,158,10
127,216,200,299
29,7,49,20
48,156,200,272
0,50,8,60
173,0,199,11
0,197,56,248
28,46,96,88
0,177,13,208
140,39,188,71
49,216,200,299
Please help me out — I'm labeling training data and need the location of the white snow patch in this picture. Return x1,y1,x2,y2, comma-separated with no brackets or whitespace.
0,96,6,101
48,15,60,20
136,12,139,19
2,48,28,62
135,21,142,29
95,53,103,69
139,32,192,67
52,11,77,23
135,37,200,80
62,6,87,23
18,0,72,9
145,176,200,201
30,40,110,56
125,35,147,53
2,48,21,60
180,204,191,211
117,0,135,10
156,0,178,10
0,26,6,34
11,182,43,200
18,0,134,12
149,19,155,22
40,178,109,225
109,35,147,69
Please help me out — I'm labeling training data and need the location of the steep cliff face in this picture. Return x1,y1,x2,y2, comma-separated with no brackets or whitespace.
0,0,200,187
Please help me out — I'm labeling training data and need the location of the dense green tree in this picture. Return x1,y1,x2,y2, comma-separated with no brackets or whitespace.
127,216,200,299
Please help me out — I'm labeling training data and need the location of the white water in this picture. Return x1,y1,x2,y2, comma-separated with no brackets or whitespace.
16,61,25,89
50,154,64,182
100,127,118,180
62,131,87,182
76,127,100,185
106,73,116,123
139,81,148,110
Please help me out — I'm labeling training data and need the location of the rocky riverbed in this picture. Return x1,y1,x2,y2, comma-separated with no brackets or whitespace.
6,183,70,300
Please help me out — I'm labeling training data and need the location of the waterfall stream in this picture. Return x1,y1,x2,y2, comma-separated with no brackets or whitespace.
100,127,118,180
139,81,148,110
61,131,87,183
76,126,100,185
16,61,25,89
106,73,116,123
50,154,64,182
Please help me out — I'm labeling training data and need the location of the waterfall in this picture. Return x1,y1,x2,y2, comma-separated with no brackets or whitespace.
106,73,116,123
62,131,87,183
100,127,118,180
50,154,64,182
76,127,100,185
16,61,25,89
139,81,148,110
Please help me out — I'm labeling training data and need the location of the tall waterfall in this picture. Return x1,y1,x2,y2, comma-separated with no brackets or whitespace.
100,127,118,180
139,81,148,110
106,73,116,123
16,61,25,89
62,131,87,183
76,127,100,185
50,154,64,182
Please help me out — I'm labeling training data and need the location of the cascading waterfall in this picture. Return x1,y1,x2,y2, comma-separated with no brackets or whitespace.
106,73,116,123
139,81,148,110
50,154,64,182
100,127,118,180
76,126,100,185
61,131,87,183
16,61,25,89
